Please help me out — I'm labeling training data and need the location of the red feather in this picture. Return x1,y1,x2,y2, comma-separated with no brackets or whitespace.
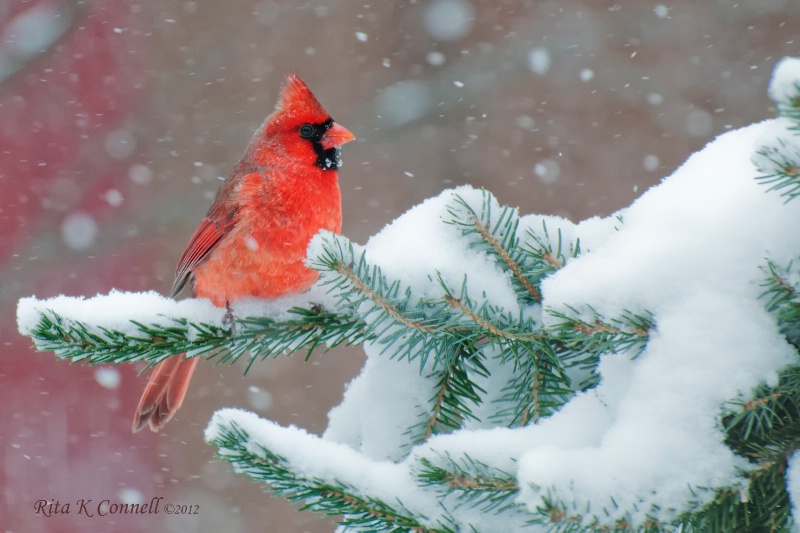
171,218,224,297
132,355,198,433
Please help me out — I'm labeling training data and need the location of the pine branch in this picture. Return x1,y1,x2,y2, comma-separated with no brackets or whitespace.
531,494,663,533
761,258,800,351
773,79,800,123
209,420,454,533
761,259,798,313
21,60,800,530
754,62,800,203
539,306,653,397
674,460,793,533
24,305,367,368
28,308,229,365
530,256,800,532
310,223,600,441
754,138,800,202
439,276,542,345
549,307,652,357
446,191,541,304
312,233,554,371
311,235,463,367
519,222,580,279
233,307,371,372
416,456,520,513
723,365,800,460
336,261,438,334
689,258,800,533
444,191,579,307
495,340,575,427
421,342,487,440
723,370,800,446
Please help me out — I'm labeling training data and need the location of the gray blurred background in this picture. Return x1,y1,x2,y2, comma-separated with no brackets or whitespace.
2,1,799,531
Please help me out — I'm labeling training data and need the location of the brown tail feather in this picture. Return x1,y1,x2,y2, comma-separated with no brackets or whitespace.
132,355,199,433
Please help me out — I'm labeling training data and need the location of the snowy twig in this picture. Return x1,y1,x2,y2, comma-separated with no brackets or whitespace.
208,416,455,533
22,303,366,368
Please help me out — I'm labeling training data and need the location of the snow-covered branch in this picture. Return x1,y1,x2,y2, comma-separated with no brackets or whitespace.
16,56,800,532
17,289,365,368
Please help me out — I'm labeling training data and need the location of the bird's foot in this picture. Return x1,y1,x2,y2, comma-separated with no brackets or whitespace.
224,301,237,338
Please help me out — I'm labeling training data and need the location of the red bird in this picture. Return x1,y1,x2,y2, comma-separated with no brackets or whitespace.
132,74,354,432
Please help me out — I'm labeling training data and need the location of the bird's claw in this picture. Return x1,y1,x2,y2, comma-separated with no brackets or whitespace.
224,301,237,338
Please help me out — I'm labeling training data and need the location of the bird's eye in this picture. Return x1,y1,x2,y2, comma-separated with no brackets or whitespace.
299,124,315,138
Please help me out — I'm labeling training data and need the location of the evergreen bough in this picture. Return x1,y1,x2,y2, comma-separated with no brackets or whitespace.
17,57,800,531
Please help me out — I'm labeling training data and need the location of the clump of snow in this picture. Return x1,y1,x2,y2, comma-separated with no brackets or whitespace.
17,285,339,355
314,186,520,312
752,59,800,189
751,118,800,182
518,293,790,525
768,57,800,109
543,121,798,319
17,291,223,340
788,452,800,532
207,409,450,525
222,114,800,529
324,349,439,462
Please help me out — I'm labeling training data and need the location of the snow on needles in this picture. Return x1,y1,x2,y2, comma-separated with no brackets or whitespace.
17,286,338,352
320,186,539,463
209,118,800,528
423,120,798,526
206,409,442,523
788,452,800,533
20,58,800,530
768,56,800,110
17,290,223,339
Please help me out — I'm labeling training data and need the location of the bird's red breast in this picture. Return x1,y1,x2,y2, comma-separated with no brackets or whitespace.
192,166,342,306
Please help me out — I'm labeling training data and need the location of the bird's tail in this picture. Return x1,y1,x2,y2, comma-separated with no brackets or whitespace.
132,355,198,433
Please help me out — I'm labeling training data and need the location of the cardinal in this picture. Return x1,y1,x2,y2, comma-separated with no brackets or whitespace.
132,74,354,432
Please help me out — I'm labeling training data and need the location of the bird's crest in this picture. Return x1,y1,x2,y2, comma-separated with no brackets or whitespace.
276,74,329,123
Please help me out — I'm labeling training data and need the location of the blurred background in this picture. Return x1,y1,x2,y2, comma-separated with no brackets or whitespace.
2,1,798,531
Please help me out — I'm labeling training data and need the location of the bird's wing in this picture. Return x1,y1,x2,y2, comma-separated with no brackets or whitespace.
170,161,261,297
171,217,227,297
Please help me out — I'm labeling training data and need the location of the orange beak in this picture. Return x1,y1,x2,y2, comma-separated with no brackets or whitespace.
320,122,355,150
